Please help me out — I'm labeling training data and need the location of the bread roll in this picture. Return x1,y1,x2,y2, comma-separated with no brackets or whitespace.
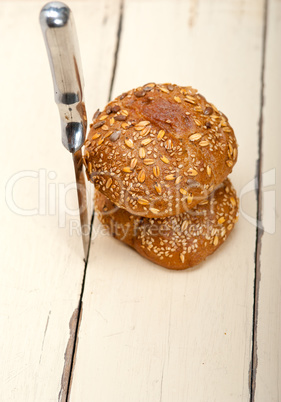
84,83,238,218
94,178,239,270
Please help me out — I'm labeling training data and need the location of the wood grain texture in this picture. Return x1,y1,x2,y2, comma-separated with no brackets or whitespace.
0,1,120,400
255,0,281,400
70,0,265,401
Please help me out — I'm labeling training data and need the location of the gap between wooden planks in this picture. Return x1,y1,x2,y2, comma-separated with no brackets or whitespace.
0,0,121,401
68,0,268,401
254,0,281,401
58,1,124,401
249,0,268,399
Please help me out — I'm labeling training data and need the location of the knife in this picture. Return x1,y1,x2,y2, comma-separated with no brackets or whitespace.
40,1,89,260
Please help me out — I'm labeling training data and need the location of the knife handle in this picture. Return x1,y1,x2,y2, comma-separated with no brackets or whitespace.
40,2,87,153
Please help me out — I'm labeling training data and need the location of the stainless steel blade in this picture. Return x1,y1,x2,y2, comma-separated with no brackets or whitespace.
40,1,89,259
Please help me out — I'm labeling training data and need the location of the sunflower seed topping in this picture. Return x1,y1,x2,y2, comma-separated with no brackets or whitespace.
93,121,105,129
109,131,121,142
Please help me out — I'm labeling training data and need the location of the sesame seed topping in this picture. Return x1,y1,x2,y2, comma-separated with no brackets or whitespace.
174,96,181,103
207,166,212,176
181,220,188,231
180,188,187,195
218,217,225,224
180,253,185,263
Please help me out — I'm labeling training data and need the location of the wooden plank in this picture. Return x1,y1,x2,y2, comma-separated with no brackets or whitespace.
0,1,120,400
71,0,266,400
255,0,281,400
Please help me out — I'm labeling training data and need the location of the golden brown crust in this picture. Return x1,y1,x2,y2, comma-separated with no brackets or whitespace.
94,179,239,270
84,83,238,218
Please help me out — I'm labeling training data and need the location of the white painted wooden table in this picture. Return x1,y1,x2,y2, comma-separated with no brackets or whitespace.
1,0,280,401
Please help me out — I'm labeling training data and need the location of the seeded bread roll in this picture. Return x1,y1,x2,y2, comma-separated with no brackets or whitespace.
94,179,239,270
84,83,238,218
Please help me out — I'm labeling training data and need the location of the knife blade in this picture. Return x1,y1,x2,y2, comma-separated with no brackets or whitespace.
40,1,89,260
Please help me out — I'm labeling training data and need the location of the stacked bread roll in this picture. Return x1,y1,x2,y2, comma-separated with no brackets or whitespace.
84,83,239,270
